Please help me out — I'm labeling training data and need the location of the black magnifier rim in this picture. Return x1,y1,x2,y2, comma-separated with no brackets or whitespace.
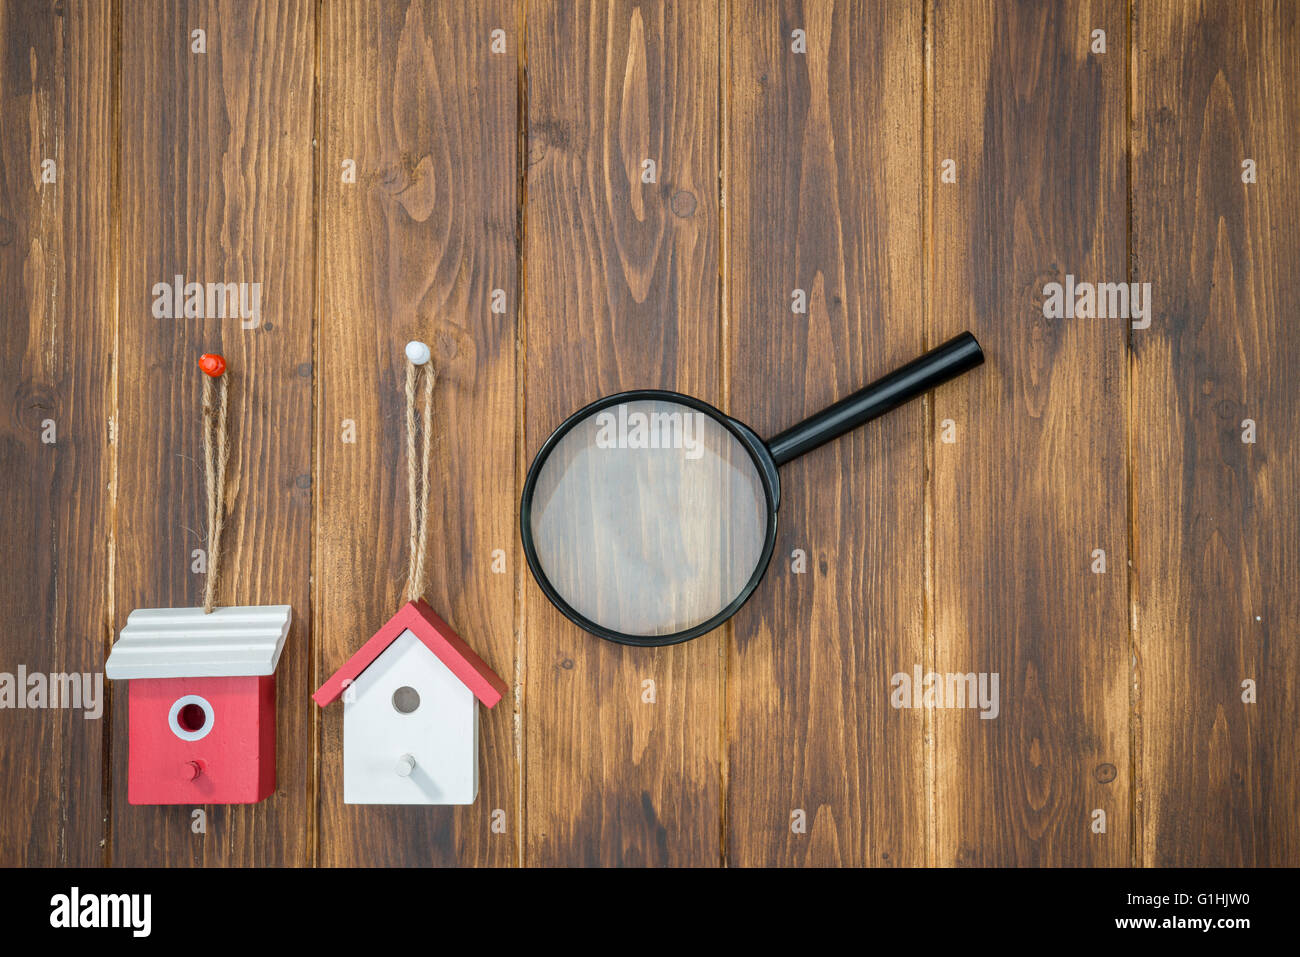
520,388,780,647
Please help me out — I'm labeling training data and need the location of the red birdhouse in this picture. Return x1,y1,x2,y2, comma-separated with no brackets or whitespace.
105,605,292,805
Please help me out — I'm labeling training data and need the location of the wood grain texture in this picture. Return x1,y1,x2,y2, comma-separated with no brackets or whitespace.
1131,0,1300,866
522,0,722,865
114,0,314,865
0,0,112,866
2,0,1300,869
316,0,518,865
725,0,927,866
929,0,1131,865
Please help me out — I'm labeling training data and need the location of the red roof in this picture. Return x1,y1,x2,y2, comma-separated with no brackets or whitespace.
313,599,508,709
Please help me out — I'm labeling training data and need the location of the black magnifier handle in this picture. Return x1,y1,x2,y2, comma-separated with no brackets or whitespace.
765,331,984,467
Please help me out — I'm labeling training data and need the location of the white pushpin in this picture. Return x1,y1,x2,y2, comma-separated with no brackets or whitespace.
395,753,416,777
404,340,431,365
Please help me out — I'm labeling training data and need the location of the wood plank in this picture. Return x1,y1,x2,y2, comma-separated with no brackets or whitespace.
1131,0,1300,866
725,0,927,866
0,0,112,866
929,0,1130,865
113,0,314,865
316,0,518,865
522,0,722,866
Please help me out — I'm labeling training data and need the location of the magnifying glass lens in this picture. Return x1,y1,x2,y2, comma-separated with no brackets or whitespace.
527,399,769,638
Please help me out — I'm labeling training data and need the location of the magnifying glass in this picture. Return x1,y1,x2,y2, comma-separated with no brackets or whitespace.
521,331,984,646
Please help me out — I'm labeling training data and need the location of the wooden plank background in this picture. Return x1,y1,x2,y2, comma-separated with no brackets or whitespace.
316,0,517,866
113,0,315,866
523,0,723,866
0,0,111,866
0,0,1295,867
726,0,927,866
930,0,1131,866
1131,0,1300,867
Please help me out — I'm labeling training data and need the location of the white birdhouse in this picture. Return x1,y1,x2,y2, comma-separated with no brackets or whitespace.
313,599,506,805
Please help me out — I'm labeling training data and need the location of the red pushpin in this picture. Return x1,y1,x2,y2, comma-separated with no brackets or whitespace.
199,353,226,377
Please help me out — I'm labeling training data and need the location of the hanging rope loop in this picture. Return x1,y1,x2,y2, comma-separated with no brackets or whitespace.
200,356,230,614
404,344,437,603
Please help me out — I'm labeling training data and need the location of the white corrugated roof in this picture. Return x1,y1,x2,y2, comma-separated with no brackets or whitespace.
105,605,292,679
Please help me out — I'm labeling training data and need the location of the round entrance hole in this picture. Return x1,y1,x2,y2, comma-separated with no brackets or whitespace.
167,693,215,741
391,686,421,714
177,702,207,732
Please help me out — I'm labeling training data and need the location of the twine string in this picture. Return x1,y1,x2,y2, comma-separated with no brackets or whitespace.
405,359,437,603
202,373,230,614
